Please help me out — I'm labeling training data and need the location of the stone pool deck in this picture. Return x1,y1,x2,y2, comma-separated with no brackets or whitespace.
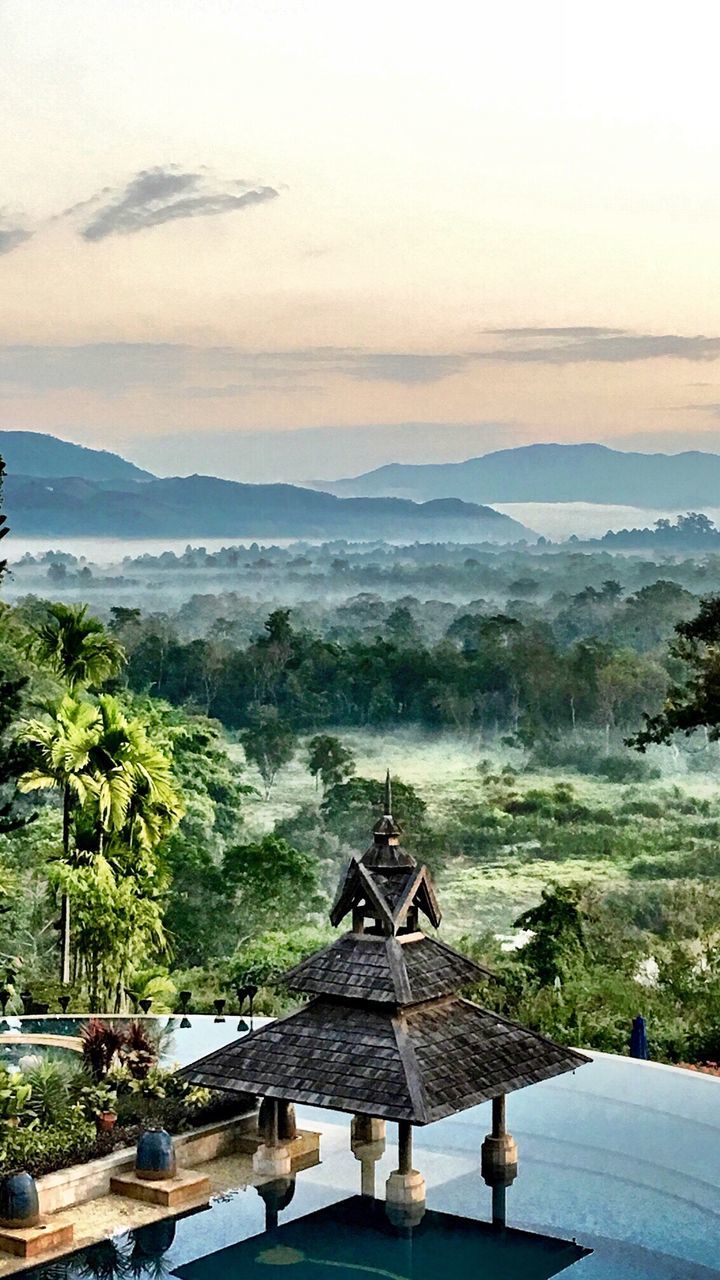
0,1115,321,1275
0,1148,257,1276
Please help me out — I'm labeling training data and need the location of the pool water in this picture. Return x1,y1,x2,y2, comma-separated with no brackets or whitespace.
0,1015,263,1068
4,1024,720,1277
0,1042,80,1070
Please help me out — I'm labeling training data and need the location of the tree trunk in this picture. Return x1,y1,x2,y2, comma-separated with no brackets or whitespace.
59,786,71,986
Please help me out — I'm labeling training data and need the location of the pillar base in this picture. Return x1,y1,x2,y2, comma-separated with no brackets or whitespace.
385,1170,426,1229
253,1143,292,1178
385,1169,426,1206
481,1133,518,1187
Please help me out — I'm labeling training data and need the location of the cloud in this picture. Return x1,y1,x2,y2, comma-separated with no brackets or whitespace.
484,326,625,339
676,402,720,417
476,328,720,364
74,167,279,240
5,328,720,402
344,353,469,383
0,219,32,256
0,343,466,397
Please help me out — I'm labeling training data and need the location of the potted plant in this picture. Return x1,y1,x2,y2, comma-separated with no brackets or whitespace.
79,1082,118,1133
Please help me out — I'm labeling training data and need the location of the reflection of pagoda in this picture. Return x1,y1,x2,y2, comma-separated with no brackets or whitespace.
185,774,588,1206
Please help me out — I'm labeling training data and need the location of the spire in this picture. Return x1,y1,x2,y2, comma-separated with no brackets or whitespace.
372,770,402,847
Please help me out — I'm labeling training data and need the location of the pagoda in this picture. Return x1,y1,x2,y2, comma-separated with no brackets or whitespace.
183,774,589,1206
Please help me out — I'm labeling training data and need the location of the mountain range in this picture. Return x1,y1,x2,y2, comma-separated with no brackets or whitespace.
0,431,527,542
0,430,152,483
325,442,720,508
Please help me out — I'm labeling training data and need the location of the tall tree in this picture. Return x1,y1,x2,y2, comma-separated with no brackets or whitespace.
17,696,100,982
0,455,7,588
22,606,125,982
628,595,720,749
240,705,297,798
515,885,587,986
306,734,355,791
0,456,31,837
29,603,125,692
18,693,182,992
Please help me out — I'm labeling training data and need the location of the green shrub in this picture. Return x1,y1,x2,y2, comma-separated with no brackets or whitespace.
0,1118,97,1178
24,1061,83,1126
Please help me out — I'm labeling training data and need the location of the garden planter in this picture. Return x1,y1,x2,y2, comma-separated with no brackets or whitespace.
0,1171,40,1228
96,1110,117,1134
135,1127,176,1181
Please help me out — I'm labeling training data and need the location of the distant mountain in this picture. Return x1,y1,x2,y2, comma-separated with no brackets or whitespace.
324,443,720,508
0,431,153,482
3,473,530,543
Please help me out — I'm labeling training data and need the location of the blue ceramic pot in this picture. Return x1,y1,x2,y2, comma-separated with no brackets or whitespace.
135,1127,176,1181
0,1171,40,1227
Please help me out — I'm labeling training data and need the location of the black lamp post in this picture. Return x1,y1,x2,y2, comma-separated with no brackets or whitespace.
178,990,192,1015
246,984,258,1026
139,998,153,1015
58,995,71,1014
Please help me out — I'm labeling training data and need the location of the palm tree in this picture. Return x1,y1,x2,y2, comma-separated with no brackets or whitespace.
17,695,101,983
30,603,125,692
83,696,183,856
20,693,183,1002
64,696,183,1010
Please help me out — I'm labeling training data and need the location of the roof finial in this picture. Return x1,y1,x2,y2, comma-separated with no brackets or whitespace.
384,768,392,817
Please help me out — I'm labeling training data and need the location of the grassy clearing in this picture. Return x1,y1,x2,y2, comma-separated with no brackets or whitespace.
231,727,720,939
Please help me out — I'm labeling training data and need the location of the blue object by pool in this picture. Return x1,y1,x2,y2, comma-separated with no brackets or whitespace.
0,1171,39,1228
135,1127,176,1181
630,1014,649,1059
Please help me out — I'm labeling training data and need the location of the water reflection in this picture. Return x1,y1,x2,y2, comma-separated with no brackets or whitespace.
178,1194,590,1279
17,1134,590,1280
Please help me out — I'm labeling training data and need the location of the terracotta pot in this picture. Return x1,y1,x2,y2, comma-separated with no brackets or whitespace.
97,1111,117,1133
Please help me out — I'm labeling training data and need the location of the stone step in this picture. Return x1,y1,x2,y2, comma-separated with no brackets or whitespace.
0,1221,74,1259
109,1170,210,1208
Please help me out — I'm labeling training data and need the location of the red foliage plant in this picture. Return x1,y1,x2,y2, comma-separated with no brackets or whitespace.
81,1018,124,1082
122,1021,158,1080
81,1019,159,1082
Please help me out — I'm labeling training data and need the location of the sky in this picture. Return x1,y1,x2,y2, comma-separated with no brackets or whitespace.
3,0,720,481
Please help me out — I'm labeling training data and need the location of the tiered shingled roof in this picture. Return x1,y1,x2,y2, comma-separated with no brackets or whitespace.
182,772,589,1122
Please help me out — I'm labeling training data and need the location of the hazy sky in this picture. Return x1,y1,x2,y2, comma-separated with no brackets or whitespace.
3,0,720,480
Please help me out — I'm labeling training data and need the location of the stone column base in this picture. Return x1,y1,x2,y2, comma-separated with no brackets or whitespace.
385,1169,426,1206
253,1143,292,1178
481,1133,518,1187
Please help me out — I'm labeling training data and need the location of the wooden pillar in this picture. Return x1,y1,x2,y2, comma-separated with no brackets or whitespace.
278,1100,296,1141
492,1094,506,1138
398,1121,413,1175
481,1093,518,1192
266,1097,279,1146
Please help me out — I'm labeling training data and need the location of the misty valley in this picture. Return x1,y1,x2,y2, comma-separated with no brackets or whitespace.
3,521,720,1065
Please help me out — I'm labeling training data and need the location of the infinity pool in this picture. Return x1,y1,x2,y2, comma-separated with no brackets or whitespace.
4,1020,719,1277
